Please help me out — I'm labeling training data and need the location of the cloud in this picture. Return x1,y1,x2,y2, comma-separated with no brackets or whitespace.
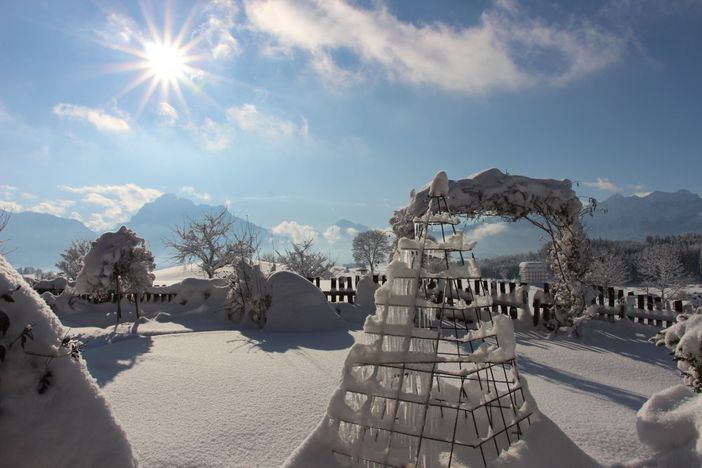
0,200,22,212
99,12,137,46
58,183,162,230
345,227,358,237
198,0,240,60
27,200,75,216
272,220,318,243
186,117,233,152
244,0,627,94
323,225,342,243
583,177,621,192
53,103,130,132
0,101,14,123
157,102,178,125
187,104,306,151
0,185,17,199
226,104,297,137
633,191,652,198
468,222,508,240
180,186,212,202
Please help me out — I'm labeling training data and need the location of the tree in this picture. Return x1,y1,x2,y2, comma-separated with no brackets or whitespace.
55,239,92,280
636,243,689,301
352,230,394,275
585,246,630,291
165,208,250,278
276,239,335,278
75,226,155,322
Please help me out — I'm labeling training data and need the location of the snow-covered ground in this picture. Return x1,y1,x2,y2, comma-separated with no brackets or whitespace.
78,317,678,467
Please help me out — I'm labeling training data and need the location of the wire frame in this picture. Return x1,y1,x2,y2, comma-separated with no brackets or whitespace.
326,195,532,467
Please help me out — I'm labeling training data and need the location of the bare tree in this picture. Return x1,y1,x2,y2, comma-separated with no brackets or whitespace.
165,208,243,278
55,239,92,280
586,247,630,291
276,239,335,278
636,243,689,301
0,210,10,254
352,230,393,275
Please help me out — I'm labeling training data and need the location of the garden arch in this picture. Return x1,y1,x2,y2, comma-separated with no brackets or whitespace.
390,168,592,328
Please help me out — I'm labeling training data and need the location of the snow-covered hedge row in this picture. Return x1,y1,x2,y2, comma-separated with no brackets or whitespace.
652,312,702,392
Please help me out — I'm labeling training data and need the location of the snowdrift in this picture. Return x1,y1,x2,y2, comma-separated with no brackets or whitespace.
0,256,136,467
266,271,348,332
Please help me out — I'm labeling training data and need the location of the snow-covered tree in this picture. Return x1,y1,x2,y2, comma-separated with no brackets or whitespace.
586,246,630,290
165,208,250,278
352,230,393,275
636,243,689,301
276,239,335,278
75,226,155,322
55,239,92,280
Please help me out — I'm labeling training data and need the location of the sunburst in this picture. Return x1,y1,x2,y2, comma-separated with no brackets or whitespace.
103,3,214,117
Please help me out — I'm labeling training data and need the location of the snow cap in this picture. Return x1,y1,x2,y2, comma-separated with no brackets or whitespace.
428,171,449,197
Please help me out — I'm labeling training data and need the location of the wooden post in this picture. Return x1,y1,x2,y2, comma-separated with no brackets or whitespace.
491,280,498,314
372,274,379,284
330,277,337,302
508,282,517,318
598,286,605,306
135,293,141,319
607,287,615,308
532,297,541,327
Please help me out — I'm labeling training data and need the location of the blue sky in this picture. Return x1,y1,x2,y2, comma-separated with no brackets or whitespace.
1,0,701,245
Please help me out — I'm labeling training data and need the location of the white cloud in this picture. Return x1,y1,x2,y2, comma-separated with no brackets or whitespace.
0,200,22,212
468,222,508,240
186,117,233,152
58,183,162,231
0,185,17,199
583,177,621,192
27,200,75,217
244,0,626,94
0,101,14,123
188,104,306,151
323,225,342,243
198,0,240,60
53,103,130,132
180,186,212,202
272,220,318,243
226,104,296,137
98,12,137,46
346,227,358,237
20,192,36,200
157,102,178,125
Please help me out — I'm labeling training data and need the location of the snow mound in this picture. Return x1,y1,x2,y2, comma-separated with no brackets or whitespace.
429,170,449,197
637,385,702,466
265,271,348,332
0,256,136,467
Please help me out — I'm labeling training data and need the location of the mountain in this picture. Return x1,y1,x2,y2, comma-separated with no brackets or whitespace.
334,219,370,234
584,190,702,239
125,194,273,267
0,211,96,269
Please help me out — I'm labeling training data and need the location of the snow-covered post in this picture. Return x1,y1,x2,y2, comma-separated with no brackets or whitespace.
75,226,155,324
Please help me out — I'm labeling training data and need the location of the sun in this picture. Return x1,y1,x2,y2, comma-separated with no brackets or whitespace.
104,3,216,116
143,41,187,82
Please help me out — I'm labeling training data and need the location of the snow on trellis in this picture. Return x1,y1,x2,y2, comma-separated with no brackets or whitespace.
287,172,534,467
392,168,590,333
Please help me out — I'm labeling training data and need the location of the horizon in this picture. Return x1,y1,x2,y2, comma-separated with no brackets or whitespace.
1,0,702,259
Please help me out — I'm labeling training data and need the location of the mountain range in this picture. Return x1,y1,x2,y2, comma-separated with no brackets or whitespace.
2,189,702,269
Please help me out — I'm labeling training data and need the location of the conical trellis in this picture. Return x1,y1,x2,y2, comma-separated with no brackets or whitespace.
324,195,533,467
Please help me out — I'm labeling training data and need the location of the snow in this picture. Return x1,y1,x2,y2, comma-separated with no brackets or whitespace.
392,168,581,238
429,170,449,197
0,255,135,468
265,271,349,332
636,385,702,466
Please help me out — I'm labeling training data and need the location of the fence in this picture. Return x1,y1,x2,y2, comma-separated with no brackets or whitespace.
306,274,388,303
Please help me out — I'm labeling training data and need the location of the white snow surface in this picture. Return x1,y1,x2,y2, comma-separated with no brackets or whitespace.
72,313,681,467
265,271,348,332
0,256,135,468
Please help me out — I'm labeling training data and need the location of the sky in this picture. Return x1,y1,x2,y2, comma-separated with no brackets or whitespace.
1,0,701,244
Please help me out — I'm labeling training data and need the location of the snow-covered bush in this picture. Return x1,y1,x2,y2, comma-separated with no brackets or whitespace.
0,255,136,467
227,261,271,327
652,312,702,392
75,226,155,321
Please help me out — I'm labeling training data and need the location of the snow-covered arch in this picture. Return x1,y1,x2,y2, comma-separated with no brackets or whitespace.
390,168,590,328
